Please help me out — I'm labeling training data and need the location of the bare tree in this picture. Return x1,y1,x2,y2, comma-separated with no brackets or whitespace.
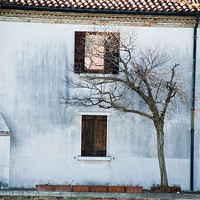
62,32,189,187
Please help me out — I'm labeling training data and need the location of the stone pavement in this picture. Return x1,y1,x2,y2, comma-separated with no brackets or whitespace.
0,190,200,200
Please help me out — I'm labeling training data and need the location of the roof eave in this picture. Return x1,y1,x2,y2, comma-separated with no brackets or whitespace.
1,4,200,16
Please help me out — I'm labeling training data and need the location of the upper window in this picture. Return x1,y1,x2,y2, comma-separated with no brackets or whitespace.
74,32,120,74
81,115,107,157
85,33,105,71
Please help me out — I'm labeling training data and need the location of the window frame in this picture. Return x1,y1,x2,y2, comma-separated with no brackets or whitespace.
78,112,111,161
74,31,120,74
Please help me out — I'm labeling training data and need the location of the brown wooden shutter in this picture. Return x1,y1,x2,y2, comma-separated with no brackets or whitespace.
94,116,107,157
74,32,85,73
105,33,120,74
81,115,94,156
81,115,107,157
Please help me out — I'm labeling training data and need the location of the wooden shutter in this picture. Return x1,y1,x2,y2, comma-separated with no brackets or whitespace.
105,33,120,74
81,115,93,156
81,115,107,157
94,116,107,157
74,32,85,73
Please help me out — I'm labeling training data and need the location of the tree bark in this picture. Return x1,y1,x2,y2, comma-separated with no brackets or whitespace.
154,119,168,187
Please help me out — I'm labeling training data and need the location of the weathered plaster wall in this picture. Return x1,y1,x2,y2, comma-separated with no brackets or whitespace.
0,136,10,188
0,113,10,188
0,21,196,190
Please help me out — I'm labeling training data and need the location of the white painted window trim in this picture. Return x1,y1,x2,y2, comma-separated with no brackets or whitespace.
79,73,118,78
78,111,111,161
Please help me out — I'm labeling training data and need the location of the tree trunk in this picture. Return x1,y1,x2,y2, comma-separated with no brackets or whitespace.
154,119,168,187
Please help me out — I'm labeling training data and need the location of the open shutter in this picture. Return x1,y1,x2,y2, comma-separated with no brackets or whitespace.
74,31,85,73
105,32,120,74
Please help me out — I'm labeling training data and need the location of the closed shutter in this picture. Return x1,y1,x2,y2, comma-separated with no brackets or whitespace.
105,33,120,74
94,116,107,156
81,115,93,156
81,115,107,157
74,31,85,73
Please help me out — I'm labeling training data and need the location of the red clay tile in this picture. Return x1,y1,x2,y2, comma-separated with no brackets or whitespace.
1,0,199,13
54,185,71,192
90,186,108,192
36,185,53,191
125,186,143,193
72,185,89,192
108,186,125,193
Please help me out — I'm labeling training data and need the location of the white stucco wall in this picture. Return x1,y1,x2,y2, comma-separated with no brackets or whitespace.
0,113,10,188
0,137,10,189
0,21,198,190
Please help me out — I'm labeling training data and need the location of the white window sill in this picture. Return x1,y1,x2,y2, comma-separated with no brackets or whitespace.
79,73,118,78
77,156,111,161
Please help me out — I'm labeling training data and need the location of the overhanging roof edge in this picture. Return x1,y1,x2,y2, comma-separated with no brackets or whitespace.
1,5,200,17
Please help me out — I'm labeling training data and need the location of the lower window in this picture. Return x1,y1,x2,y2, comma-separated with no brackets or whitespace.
81,115,107,157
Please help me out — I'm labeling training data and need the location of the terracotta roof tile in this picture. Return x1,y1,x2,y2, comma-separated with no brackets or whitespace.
1,0,200,13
